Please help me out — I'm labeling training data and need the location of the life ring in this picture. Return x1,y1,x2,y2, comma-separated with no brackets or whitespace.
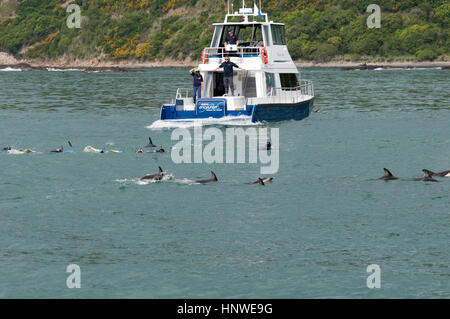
201,49,209,64
261,47,268,64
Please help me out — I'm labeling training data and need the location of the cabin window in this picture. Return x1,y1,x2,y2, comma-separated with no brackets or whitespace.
280,73,299,88
237,25,263,47
211,26,223,47
219,25,264,47
271,25,286,45
265,73,275,94
263,25,271,46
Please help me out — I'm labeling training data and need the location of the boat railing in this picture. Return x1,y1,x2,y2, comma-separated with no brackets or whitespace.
299,80,314,97
247,80,314,105
176,88,192,99
203,46,262,62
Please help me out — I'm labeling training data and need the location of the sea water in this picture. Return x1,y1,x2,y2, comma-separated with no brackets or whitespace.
0,68,448,298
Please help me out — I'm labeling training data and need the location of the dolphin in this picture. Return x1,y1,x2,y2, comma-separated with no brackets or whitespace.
140,166,164,181
144,137,156,148
254,178,265,186
2,146,11,151
65,141,74,153
194,171,218,184
252,177,273,184
377,168,398,181
148,147,165,153
423,169,450,177
414,169,439,182
136,147,165,154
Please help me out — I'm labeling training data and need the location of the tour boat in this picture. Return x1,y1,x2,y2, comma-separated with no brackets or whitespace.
158,3,314,124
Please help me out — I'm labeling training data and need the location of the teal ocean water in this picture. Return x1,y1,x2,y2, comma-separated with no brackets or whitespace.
0,67,448,298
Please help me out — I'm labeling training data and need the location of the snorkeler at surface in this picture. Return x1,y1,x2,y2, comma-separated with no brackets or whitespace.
51,146,64,153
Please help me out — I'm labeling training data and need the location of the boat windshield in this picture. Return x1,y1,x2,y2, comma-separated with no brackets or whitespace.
214,24,264,47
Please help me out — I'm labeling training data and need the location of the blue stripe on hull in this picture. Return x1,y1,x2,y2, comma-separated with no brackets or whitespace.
252,98,314,122
160,98,314,122
160,106,252,120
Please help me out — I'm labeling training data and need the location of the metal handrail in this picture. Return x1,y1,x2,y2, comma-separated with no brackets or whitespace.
176,88,192,99
268,81,314,97
248,80,314,104
203,46,262,61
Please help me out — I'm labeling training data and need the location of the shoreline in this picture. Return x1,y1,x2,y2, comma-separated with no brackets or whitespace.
295,61,450,68
1,54,449,71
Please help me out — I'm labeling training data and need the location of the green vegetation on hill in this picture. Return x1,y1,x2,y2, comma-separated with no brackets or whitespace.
0,0,448,63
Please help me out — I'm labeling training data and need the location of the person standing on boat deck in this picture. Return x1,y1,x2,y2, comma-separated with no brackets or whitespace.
189,68,203,103
224,27,239,47
213,56,245,96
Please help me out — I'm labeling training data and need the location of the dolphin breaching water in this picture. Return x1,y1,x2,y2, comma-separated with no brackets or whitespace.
136,147,165,154
423,169,450,177
140,166,164,182
414,169,439,182
194,171,218,184
377,168,399,181
252,177,273,185
255,178,265,186
253,177,273,184
146,147,165,153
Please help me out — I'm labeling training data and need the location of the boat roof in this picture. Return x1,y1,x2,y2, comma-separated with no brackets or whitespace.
218,5,284,26
212,22,285,26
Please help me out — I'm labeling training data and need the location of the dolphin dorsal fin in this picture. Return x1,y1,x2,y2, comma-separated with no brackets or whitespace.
383,168,393,177
423,169,434,176
258,178,265,186
211,171,218,181
158,166,163,174
423,169,433,178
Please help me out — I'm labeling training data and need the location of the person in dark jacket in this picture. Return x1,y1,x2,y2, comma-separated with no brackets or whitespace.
213,56,245,96
224,28,239,47
189,68,203,103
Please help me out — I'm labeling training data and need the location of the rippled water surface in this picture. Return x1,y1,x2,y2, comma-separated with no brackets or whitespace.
0,68,448,298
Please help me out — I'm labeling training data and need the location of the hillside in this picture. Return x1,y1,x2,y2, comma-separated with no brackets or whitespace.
0,0,448,65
